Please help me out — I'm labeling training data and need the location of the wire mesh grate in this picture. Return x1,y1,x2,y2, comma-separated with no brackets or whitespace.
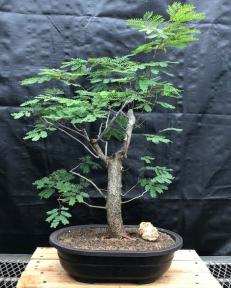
207,263,231,288
0,258,230,288
0,261,27,288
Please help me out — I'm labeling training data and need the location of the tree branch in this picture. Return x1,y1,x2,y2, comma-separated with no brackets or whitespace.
70,170,106,199
42,117,99,159
122,191,148,204
82,201,106,209
72,123,83,132
122,181,139,196
70,163,80,171
83,128,90,141
104,110,110,156
58,123,88,140
91,140,108,163
97,122,103,138
58,127,100,158
105,141,108,157
97,100,132,141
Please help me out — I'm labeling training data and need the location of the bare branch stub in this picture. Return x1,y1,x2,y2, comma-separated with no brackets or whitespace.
118,109,136,158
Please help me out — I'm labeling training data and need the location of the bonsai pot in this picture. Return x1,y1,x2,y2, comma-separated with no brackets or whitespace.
49,225,183,284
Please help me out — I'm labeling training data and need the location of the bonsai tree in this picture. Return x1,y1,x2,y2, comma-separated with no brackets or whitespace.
12,2,204,238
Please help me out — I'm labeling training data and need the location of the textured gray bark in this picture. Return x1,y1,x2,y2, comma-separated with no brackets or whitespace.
105,109,136,237
106,155,125,237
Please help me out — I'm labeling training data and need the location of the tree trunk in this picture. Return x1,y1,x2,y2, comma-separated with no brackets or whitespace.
106,154,125,237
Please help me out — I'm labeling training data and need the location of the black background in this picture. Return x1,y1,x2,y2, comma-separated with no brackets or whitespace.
0,0,231,255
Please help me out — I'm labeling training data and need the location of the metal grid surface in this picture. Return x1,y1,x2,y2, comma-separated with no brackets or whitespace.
0,258,230,288
0,261,27,288
207,263,231,288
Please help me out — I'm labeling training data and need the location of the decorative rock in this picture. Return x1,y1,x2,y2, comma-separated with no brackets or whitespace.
138,222,159,242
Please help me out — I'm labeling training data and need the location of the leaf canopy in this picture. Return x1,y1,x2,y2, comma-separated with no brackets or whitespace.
12,2,204,228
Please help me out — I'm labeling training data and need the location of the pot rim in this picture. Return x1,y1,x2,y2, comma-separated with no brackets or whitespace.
49,224,183,257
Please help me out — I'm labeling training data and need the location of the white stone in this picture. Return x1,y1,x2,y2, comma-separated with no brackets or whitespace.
138,222,159,241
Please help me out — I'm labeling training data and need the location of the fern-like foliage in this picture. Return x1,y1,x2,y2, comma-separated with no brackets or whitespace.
140,156,174,198
34,156,101,227
11,2,204,228
128,2,205,54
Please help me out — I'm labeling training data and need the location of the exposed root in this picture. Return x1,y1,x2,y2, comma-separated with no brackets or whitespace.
121,233,136,241
102,231,136,240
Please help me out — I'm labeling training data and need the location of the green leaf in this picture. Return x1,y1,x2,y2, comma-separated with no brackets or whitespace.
80,192,89,198
140,165,174,198
145,134,172,144
150,191,157,198
167,2,205,23
79,156,101,174
162,83,181,98
76,195,84,203
11,112,24,119
38,188,55,199
138,78,157,92
60,210,72,218
21,76,51,85
11,111,29,119
46,207,72,228
59,215,70,225
151,69,159,75
68,197,76,206
50,220,60,228
128,3,204,53
104,127,125,141
143,103,152,112
31,135,40,141
140,155,155,164
160,128,183,133
40,131,48,138
46,208,58,215
13,3,204,226
46,213,58,223
156,101,175,110
115,115,128,128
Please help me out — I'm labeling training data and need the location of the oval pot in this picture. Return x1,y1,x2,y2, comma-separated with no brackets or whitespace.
49,225,183,284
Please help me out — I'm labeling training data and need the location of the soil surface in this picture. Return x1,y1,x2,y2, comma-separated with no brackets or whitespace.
58,227,175,251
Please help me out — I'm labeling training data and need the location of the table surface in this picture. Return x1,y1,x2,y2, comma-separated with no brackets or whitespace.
17,248,222,288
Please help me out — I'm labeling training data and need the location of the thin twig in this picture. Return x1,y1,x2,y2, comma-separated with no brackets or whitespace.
105,110,111,128
104,110,110,156
105,141,108,157
83,128,90,141
97,100,131,141
82,201,106,209
43,117,99,158
72,123,83,132
58,127,99,158
97,122,103,138
70,163,80,172
70,170,106,199
122,191,148,204
122,181,139,196
59,123,88,140
59,123,96,153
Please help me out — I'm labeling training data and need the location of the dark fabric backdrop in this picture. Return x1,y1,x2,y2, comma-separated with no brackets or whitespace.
0,0,231,255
